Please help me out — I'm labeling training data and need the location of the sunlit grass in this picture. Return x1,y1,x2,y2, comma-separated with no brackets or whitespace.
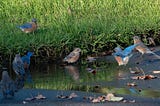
0,0,160,59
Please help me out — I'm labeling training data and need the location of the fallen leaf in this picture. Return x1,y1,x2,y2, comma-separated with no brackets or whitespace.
35,94,46,100
153,71,160,74
106,93,123,102
130,70,141,74
68,92,78,99
127,82,137,86
92,98,100,103
131,75,157,80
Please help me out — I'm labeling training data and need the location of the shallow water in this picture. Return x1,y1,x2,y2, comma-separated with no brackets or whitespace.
21,56,160,99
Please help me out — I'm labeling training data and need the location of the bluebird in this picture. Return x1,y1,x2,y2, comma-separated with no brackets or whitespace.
21,52,33,71
17,18,37,33
113,44,138,66
133,36,160,59
0,71,15,98
21,52,33,83
12,54,25,76
63,48,81,64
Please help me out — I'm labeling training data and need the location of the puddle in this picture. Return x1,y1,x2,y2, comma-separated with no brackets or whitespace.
19,58,160,99
1,53,160,99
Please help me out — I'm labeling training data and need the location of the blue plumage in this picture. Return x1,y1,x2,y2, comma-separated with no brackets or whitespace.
17,18,37,33
18,23,32,29
114,44,138,58
21,52,33,68
0,71,15,98
113,44,138,66
21,52,33,83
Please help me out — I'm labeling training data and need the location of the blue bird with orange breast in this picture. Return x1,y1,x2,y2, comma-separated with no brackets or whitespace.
17,18,37,33
12,54,25,76
113,44,138,66
21,52,33,71
21,52,33,83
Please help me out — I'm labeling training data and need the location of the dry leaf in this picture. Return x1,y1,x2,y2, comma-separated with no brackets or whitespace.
127,82,137,86
69,92,78,99
131,75,157,80
153,71,160,74
35,94,46,100
130,70,140,74
92,98,100,103
106,93,123,102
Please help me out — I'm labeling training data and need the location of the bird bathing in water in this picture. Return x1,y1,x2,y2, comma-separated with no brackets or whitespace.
113,44,138,66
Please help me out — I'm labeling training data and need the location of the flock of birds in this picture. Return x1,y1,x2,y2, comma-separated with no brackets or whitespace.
0,52,33,98
113,36,159,66
0,18,159,99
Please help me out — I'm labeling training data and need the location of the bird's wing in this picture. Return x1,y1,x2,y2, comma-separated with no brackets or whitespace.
63,52,76,61
12,62,25,75
122,44,138,56
21,56,30,65
19,23,32,29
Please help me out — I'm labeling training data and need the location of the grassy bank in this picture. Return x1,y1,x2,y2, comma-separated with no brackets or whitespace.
0,0,160,62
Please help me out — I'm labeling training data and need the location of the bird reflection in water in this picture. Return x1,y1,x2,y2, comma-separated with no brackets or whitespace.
64,65,80,82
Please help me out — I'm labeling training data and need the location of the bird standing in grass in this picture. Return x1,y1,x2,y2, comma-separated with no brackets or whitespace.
17,18,37,33
0,71,15,98
63,48,81,64
113,44,138,66
133,36,160,59
12,54,25,76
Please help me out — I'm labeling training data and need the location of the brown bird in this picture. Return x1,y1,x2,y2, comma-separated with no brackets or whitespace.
133,36,160,59
63,48,81,64
148,37,156,46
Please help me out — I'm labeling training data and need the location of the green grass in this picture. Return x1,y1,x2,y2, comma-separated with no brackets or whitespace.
0,0,160,60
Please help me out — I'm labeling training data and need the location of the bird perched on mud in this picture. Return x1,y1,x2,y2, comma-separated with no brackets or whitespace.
12,54,25,76
0,71,16,98
113,44,138,66
133,36,160,59
17,18,37,33
21,52,33,71
63,48,81,64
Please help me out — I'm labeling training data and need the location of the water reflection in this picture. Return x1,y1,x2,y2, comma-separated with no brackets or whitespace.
64,65,80,82
6,59,159,98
